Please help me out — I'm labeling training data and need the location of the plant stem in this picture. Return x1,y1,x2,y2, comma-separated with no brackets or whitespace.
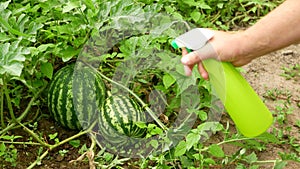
0,84,46,135
19,122,51,147
26,121,97,169
200,137,255,152
0,141,42,146
50,120,97,150
3,76,16,122
10,109,40,130
255,160,277,163
0,85,5,128
17,84,47,122
217,137,255,146
49,128,90,150
27,149,49,169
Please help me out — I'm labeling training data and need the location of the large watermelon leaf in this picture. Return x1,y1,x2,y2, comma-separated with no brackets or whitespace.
0,41,29,78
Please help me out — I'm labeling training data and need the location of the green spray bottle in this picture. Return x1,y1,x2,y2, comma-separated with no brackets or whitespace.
171,28,273,137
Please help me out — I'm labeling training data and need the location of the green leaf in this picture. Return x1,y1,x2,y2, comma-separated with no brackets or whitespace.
186,132,200,150
208,144,224,158
0,17,24,37
190,11,201,22
0,32,11,42
163,73,175,89
197,122,223,133
174,140,187,157
0,143,6,152
244,152,258,164
197,110,208,121
83,0,96,11
165,6,175,13
48,133,58,140
0,1,10,11
295,120,300,128
148,124,163,135
274,161,287,169
204,158,216,165
172,71,199,95
138,78,148,84
249,165,259,169
69,140,80,148
103,152,114,162
149,139,159,149
180,155,194,167
217,3,224,9
236,164,246,169
40,62,53,79
60,46,81,62
256,132,279,143
0,135,14,140
62,1,80,13
78,144,88,154
192,153,203,160
0,42,29,77
135,121,147,128
27,22,44,35
198,2,211,9
182,0,199,7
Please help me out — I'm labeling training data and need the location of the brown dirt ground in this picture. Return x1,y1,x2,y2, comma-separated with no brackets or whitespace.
241,44,300,169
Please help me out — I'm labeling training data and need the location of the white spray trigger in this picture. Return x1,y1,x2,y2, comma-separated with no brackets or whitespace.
174,28,214,50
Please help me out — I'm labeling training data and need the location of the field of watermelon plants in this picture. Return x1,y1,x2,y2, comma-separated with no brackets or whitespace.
1,0,299,168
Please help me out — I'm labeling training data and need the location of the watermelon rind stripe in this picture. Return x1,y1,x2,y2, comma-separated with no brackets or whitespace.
52,69,68,127
81,70,89,129
72,70,83,129
60,67,74,129
114,96,127,134
48,66,66,123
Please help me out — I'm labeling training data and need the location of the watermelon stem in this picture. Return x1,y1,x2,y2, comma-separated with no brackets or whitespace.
10,108,40,131
0,83,5,128
2,75,17,123
0,83,47,135
25,120,98,169
81,62,168,131
27,149,49,169
19,122,51,147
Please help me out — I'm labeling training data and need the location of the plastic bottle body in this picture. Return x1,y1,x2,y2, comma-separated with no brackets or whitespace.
202,59,273,137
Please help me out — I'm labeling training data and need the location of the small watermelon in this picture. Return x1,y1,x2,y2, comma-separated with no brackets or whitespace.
98,95,147,140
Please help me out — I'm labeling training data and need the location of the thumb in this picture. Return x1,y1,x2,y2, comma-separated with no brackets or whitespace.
181,43,218,65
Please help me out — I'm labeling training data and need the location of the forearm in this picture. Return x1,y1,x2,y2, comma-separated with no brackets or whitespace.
237,0,300,59
181,0,300,77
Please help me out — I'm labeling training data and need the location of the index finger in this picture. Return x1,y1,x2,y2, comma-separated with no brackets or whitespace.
181,43,218,65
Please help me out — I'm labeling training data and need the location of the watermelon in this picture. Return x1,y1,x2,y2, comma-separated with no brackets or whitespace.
47,63,106,130
98,95,147,140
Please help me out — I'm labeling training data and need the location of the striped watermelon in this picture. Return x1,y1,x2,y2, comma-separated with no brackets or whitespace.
98,95,147,140
47,63,106,130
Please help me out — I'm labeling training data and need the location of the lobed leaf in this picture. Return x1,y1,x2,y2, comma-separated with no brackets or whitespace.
0,41,29,78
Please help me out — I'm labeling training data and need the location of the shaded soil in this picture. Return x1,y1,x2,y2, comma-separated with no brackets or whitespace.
1,115,90,169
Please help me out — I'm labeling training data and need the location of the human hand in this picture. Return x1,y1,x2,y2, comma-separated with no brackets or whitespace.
180,30,253,79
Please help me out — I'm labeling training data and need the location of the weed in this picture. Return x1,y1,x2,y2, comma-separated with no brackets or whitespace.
281,64,300,81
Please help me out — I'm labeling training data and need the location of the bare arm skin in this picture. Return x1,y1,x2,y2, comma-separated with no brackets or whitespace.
181,0,300,79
